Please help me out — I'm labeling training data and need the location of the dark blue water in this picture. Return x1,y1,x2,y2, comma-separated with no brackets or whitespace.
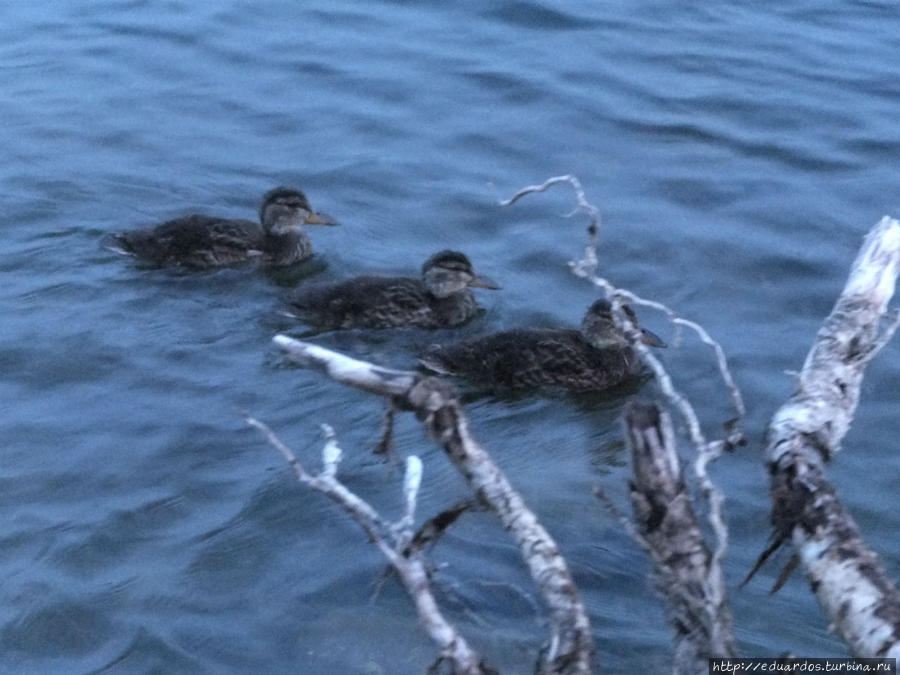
3,2,900,672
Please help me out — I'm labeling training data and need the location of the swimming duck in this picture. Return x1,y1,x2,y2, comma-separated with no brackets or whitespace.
420,299,665,393
286,250,499,329
105,187,336,268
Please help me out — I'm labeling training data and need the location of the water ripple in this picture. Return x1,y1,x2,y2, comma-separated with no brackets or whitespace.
482,1,594,30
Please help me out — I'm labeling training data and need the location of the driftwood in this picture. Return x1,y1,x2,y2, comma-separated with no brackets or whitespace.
624,402,736,675
756,216,900,658
269,335,595,675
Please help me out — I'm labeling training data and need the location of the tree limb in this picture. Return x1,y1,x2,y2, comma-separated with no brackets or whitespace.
274,337,595,675
761,216,900,658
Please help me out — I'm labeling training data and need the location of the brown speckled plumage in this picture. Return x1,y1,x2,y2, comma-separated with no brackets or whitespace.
105,187,334,268
287,251,497,329
421,300,664,393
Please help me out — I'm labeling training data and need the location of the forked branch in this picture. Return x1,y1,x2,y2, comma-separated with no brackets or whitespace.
273,337,595,675
246,417,491,674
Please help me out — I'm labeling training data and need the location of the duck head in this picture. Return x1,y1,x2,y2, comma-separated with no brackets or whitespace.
582,299,666,349
260,187,337,234
421,250,499,298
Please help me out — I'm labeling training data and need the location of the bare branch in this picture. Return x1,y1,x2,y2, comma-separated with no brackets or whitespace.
760,216,900,659
273,334,416,396
247,416,490,674
273,335,595,675
497,174,600,229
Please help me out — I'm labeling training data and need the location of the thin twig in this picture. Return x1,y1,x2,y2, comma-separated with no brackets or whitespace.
246,415,489,673
500,177,741,572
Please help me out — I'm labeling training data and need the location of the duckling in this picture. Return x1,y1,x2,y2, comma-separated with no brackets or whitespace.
286,250,498,329
420,299,665,393
105,187,335,268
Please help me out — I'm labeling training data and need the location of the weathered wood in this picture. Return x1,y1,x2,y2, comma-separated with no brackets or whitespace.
247,418,491,674
762,216,900,658
625,401,735,675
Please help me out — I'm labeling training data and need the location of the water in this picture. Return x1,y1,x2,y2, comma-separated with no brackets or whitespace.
2,1,900,672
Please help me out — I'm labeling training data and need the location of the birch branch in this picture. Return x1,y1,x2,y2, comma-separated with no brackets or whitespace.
624,401,735,675
760,216,900,659
274,336,595,675
246,417,491,675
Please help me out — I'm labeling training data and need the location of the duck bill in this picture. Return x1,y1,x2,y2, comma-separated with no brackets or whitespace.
468,274,500,290
305,211,338,226
640,327,666,348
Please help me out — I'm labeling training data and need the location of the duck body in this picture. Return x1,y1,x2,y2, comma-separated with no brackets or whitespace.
105,187,334,269
107,215,308,268
421,299,665,393
421,327,639,393
287,251,498,330
289,276,479,329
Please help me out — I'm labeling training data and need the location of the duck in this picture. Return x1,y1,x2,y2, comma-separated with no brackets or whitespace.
419,299,665,393
286,250,499,329
104,187,336,268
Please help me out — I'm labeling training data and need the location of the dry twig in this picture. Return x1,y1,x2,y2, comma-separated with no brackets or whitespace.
500,175,741,585
246,417,491,674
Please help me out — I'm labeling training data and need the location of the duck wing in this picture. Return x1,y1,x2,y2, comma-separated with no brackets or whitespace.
423,329,634,392
289,277,433,328
110,215,263,267
517,332,632,391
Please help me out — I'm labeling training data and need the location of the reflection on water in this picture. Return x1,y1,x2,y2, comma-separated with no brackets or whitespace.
3,1,900,672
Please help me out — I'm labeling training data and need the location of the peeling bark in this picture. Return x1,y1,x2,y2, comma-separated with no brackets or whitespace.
625,401,735,675
762,217,900,658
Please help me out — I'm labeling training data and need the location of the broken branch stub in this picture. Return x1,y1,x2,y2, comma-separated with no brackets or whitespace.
625,401,735,675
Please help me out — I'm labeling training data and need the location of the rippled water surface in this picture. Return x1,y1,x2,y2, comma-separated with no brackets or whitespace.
3,2,900,673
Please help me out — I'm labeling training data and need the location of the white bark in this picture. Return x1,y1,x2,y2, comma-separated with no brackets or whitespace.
764,216,900,658
275,336,595,674
246,417,489,674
